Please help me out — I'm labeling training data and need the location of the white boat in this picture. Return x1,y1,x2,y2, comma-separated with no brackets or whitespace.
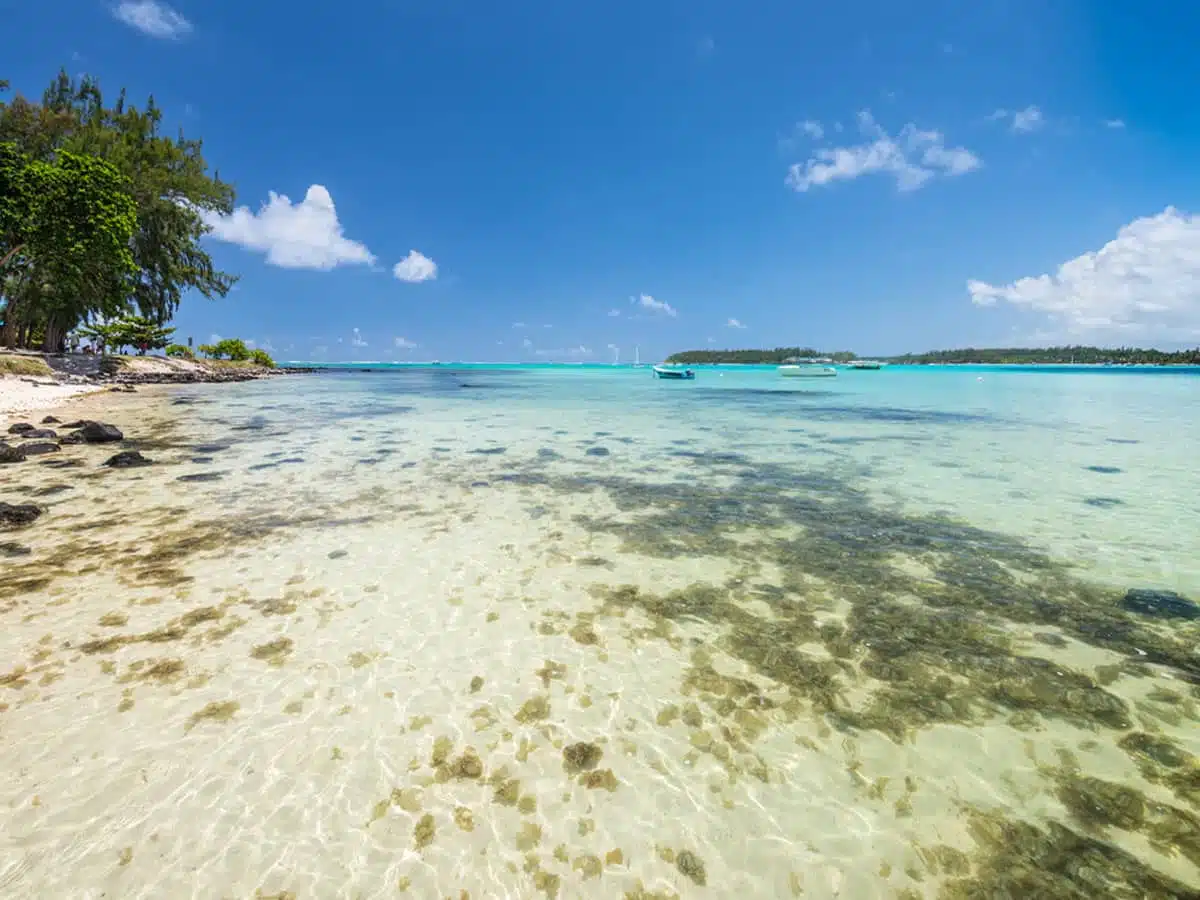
847,360,884,370
632,346,645,368
653,365,695,380
779,361,837,377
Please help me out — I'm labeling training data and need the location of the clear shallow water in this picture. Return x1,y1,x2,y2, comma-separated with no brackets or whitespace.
1,365,1198,898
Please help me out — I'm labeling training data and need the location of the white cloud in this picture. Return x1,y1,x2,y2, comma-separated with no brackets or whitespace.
393,336,417,349
1011,106,1044,132
988,106,1045,133
534,346,592,358
1104,119,1126,130
607,343,618,350
543,324,553,329
726,317,747,329
113,1,192,39
607,308,621,317
799,120,824,140
208,333,221,343
392,250,438,283
633,293,678,317
522,338,533,349
786,110,980,193
512,322,527,329
697,36,715,56
202,185,375,270
967,207,1200,337
351,328,367,348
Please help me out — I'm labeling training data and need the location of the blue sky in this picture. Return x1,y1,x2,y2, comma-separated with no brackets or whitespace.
6,1,1199,360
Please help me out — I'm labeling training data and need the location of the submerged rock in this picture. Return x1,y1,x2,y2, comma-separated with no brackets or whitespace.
0,541,31,557
104,451,153,469
22,428,57,439
0,442,25,464
6,423,34,435
1121,589,1199,621
0,502,43,529
585,446,611,457
19,442,60,456
61,421,124,444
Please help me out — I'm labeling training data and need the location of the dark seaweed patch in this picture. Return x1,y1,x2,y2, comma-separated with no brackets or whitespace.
469,447,507,455
1086,466,1123,474
1084,497,1124,508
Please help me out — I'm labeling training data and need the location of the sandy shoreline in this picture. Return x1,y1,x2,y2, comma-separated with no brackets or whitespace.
0,376,109,417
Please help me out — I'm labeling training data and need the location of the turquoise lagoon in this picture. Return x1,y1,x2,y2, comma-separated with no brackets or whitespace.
1,363,1198,898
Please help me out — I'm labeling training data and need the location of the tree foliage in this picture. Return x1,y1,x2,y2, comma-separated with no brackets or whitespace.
1,143,139,350
0,70,237,351
76,314,175,355
887,346,1200,365
665,347,855,364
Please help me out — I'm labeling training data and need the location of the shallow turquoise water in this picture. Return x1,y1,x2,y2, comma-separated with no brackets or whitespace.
3,363,1198,897
268,363,1200,592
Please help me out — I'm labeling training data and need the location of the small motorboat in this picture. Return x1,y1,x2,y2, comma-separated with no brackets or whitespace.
779,361,836,377
846,360,884,370
653,365,695,380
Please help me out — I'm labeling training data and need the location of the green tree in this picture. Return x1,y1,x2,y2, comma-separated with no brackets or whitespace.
165,343,193,358
248,348,275,368
212,337,250,361
0,72,237,350
1,143,138,350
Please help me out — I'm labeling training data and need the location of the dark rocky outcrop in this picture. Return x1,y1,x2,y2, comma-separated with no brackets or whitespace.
22,428,57,439
40,415,60,424
103,450,153,468
0,541,31,558
19,442,60,456
60,421,124,444
1122,589,1199,621
7,422,34,435
0,442,25,464
0,502,43,529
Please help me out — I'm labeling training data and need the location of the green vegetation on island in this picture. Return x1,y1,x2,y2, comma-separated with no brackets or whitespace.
1,71,235,352
666,345,1200,366
665,348,858,364
886,346,1200,365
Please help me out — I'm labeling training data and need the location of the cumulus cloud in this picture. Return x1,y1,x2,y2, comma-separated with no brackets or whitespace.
394,336,417,349
988,106,1044,133
726,318,747,329
351,328,367,348
113,0,192,39
968,207,1200,337
799,120,824,140
786,111,980,193
392,250,438,283
633,293,678,317
201,185,375,270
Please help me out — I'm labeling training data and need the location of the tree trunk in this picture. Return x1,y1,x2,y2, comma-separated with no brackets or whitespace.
42,319,66,354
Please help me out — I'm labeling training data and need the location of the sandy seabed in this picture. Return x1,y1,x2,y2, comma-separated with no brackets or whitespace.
1,380,1198,899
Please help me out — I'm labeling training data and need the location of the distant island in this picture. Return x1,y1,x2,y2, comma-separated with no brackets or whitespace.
665,347,857,364
665,346,1200,366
